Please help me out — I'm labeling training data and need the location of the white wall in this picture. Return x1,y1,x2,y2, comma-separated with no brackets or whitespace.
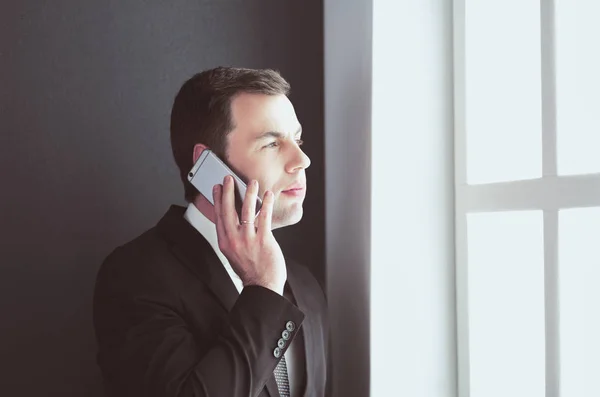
325,1,456,395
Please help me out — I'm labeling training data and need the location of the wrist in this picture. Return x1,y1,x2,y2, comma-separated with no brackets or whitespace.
244,279,284,296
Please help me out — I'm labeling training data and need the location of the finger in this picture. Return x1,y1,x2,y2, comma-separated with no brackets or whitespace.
221,175,239,232
240,180,258,231
212,184,228,240
257,190,274,235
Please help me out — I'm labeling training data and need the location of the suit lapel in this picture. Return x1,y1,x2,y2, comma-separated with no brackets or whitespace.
264,375,280,397
156,205,238,311
286,263,315,397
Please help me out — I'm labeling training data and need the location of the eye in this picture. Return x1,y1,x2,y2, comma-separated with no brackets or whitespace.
296,139,304,146
264,141,279,149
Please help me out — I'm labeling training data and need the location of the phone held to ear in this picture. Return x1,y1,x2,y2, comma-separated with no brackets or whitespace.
187,149,263,218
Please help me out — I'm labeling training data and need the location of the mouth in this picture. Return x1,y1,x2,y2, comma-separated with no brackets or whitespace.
281,185,306,197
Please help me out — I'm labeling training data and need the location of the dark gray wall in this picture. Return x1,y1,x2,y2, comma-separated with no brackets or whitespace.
0,1,324,395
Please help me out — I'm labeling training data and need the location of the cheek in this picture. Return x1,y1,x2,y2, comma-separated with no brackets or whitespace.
230,157,282,193
256,176,278,194
252,168,282,195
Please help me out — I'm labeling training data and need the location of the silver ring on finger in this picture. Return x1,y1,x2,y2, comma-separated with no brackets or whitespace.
240,220,254,225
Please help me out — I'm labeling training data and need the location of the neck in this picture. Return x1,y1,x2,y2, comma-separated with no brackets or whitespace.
191,195,217,224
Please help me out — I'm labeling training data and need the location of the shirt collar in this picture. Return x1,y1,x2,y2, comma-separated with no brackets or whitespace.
183,202,243,291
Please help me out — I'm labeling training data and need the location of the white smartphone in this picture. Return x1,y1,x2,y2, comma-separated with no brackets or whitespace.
187,149,262,218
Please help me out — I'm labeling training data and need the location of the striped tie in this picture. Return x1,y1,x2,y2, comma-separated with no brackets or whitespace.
273,355,290,397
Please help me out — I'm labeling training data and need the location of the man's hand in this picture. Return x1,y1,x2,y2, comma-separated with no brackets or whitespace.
212,175,287,295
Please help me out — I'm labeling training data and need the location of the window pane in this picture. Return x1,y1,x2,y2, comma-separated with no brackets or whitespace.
555,1,600,176
559,207,600,396
467,211,545,397
465,0,542,184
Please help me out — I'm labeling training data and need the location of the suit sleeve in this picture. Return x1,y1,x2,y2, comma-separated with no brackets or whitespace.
93,249,305,397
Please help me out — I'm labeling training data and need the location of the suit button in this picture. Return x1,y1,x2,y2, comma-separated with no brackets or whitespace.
282,330,291,340
273,347,282,358
277,338,286,349
286,321,296,332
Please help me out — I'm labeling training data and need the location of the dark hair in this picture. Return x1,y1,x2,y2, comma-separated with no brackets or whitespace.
170,66,291,202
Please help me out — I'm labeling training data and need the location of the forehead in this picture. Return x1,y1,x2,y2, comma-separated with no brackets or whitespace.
229,93,299,138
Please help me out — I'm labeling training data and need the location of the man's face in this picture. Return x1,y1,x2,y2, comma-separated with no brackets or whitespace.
225,93,311,229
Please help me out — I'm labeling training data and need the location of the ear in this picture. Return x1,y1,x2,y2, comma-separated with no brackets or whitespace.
192,143,209,164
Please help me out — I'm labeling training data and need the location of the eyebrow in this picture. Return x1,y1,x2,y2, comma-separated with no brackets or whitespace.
254,125,302,141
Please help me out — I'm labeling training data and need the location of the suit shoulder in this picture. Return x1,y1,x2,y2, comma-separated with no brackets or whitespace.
100,225,165,268
287,259,328,304
95,226,185,296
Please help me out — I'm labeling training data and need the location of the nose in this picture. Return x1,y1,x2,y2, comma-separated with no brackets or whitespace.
286,144,311,173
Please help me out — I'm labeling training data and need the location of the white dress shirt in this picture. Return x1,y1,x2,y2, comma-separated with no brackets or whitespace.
184,203,303,396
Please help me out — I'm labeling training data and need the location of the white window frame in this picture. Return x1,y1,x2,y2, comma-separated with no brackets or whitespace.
453,1,600,396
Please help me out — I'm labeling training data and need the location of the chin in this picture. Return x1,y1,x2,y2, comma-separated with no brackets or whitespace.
273,206,304,229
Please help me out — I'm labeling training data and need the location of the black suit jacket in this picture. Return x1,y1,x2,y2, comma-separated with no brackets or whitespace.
93,205,330,397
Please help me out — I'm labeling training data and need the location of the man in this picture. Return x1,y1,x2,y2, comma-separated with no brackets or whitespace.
93,67,330,397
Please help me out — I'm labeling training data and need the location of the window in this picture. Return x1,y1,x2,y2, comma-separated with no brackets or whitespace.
454,1,600,396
